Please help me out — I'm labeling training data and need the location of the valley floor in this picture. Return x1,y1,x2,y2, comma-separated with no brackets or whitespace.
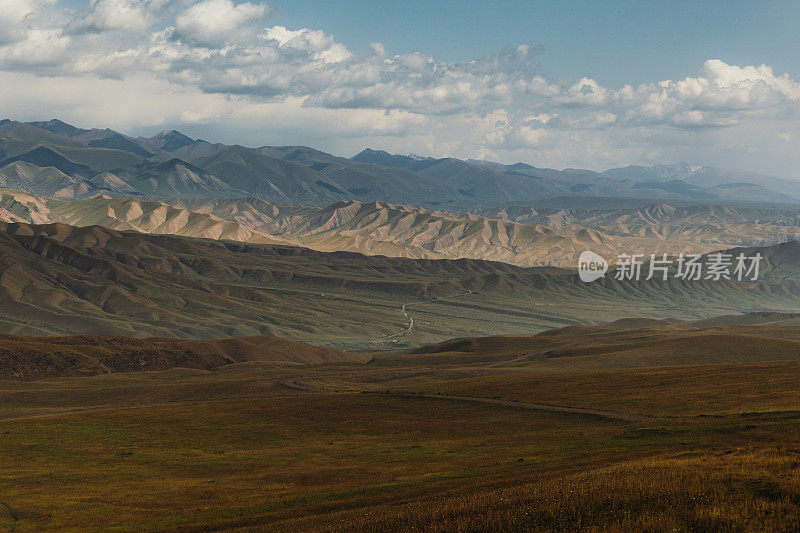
1,335,800,531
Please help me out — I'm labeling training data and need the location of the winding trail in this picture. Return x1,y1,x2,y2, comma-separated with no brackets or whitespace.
487,351,535,368
397,393,651,422
403,304,414,332
376,302,415,341
0,501,18,531
0,374,648,426
279,379,336,394
487,340,584,368
279,380,652,423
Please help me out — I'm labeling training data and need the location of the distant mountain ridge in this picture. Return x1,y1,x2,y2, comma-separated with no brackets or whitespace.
0,120,474,206
354,149,800,204
1,118,799,207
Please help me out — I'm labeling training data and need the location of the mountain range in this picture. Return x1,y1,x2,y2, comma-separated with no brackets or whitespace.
4,119,800,207
3,117,800,348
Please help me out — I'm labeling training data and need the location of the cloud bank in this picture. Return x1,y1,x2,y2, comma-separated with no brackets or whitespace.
2,0,800,175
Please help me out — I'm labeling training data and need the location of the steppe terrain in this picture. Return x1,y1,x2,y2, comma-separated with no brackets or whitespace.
3,119,800,531
2,318,800,531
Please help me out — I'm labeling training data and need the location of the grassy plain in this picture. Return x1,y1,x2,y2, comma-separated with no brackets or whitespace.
2,327,800,531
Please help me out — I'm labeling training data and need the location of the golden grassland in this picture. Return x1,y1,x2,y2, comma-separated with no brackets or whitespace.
0,353,800,531
387,361,800,418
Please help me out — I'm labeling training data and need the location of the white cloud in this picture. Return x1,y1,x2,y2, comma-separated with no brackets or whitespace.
559,77,610,107
370,42,385,57
0,29,71,68
173,0,270,48
0,0,55,44
66,0,165,34
262,26,350,63
2,1,800,176
612,60,800,129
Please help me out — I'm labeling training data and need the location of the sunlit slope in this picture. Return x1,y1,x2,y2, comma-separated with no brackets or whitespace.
478,202,800,248
141,198,800,266
0,191,725,266
48,195,291,244
7,189,800,268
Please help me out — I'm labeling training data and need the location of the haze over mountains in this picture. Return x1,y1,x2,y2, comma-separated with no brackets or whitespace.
4,119,800,208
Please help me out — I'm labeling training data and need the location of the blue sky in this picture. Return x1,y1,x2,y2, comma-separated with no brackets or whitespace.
265,0,800,85
4,0,800,176
51,0,800,86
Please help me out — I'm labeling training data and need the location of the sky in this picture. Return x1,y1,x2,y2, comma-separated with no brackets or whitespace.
2,0,800,176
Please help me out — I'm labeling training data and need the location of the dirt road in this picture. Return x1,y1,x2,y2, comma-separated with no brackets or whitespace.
383,303,413,339
281,380,652,423
400,393,651,422
0,379,650,426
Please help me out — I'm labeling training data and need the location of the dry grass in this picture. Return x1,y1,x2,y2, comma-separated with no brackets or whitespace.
394,361,800,419
0,392,642,531
1,335,800,530
287,445,800,532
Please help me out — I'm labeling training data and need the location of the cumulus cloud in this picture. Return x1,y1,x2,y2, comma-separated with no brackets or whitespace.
173,0,270,47
2,0,800,175
0,0,56,44
612,60,800,129
262,26,350,63
65,0,178,34
0,29,70,67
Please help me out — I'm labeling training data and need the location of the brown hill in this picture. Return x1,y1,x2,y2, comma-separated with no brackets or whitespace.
399,321,800,369
8,190,800,269
172,198,733,267
0,190,760,267
691,311,800,327
0,220,799,347
0,334,359,380
0,189,292,244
